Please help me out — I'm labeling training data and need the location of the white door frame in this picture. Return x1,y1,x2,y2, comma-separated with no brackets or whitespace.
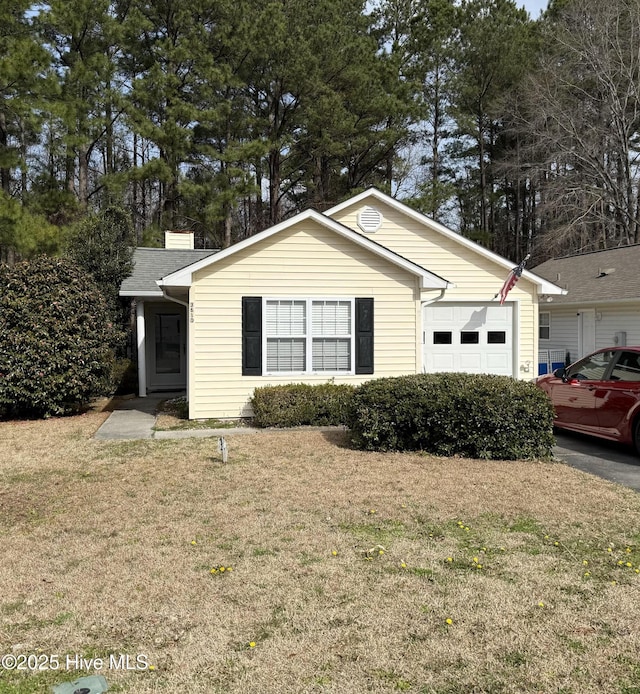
578,308,596,358
145,302,187,392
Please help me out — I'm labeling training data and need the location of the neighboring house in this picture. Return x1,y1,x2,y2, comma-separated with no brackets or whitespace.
533,245,640,372
120,189,563,419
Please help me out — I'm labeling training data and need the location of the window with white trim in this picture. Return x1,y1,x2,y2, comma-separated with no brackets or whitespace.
265,299,353,373
266,300,306,372
539,311,550,340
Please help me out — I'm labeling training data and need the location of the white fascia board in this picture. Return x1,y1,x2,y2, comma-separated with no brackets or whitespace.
326,188,565,296
119,289,164,298
528,274,568,296
158,208,452,290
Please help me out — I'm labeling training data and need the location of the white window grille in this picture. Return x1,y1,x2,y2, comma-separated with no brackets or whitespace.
265,299,353,373
266,300,306,371
539,311,550,340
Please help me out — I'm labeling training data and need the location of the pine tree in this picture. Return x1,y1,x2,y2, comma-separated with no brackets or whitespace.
37,0,122,209
448,0,537,249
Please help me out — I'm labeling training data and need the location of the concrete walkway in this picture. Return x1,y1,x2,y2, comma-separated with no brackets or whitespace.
94,395,258,441
94,396,161,440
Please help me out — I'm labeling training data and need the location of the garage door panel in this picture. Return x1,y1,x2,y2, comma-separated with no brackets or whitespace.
459,310,488,331
486,305,510,322
432,306,454,323
424,302,514,377
459,353,483,369
432,354,456,370
486,354,511,370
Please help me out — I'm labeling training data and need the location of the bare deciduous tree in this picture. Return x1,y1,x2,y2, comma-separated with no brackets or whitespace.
518,0,640,259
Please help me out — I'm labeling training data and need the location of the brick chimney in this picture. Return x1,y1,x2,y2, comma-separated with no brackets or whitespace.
164,230,195,249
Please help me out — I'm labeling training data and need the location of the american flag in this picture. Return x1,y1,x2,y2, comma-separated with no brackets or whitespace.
497,254,530,305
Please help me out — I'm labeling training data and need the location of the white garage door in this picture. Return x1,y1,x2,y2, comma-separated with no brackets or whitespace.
423,303,514,376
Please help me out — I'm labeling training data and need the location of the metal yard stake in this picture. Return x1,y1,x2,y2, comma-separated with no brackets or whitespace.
218,436,228,463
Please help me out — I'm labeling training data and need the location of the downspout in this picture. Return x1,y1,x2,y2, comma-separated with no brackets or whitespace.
420,288,447,308
159,287,188,308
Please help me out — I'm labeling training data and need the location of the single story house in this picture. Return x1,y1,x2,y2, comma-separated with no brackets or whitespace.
120,188,564,419
533,245,640,372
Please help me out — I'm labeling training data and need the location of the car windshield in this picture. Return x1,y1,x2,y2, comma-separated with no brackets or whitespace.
567,350,616,381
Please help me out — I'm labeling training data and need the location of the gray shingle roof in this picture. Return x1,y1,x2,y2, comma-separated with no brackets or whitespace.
533,245,640,304
120,248,219,296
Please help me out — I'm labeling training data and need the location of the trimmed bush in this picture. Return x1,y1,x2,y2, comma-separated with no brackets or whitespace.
0,256,122,418
251,382,355,427
348,373,554,460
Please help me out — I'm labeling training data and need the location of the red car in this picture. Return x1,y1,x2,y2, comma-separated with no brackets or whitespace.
536,347,640,453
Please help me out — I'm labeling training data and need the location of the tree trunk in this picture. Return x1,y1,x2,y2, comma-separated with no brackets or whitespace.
223,212,232,249
0,112,10,194
105,87,114,176
430,61,442,221
78,141,89,208
269,148,281,225
254,153,264,235
477,111,487,237
20,119,27,200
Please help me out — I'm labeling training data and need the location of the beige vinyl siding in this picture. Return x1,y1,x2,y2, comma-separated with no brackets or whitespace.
188,221,419,419
332,201,539,378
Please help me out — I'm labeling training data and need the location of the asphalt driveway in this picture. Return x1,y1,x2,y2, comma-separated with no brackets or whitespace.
554,431,640,492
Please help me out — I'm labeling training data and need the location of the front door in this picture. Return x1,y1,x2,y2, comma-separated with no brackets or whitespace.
146,304,187,391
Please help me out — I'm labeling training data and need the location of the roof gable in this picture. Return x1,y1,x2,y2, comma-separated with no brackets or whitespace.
326,188,564,296
159,209,452,290
533,245,640,305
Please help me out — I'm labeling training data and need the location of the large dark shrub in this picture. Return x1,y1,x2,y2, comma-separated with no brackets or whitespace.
0,256,122,418
348,373,554,460
251,382,355,427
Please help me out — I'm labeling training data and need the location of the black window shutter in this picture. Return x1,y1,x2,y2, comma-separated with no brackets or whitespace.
242,297,262,376
355,298,374,374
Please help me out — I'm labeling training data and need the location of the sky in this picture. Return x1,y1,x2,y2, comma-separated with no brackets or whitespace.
520,0,549,18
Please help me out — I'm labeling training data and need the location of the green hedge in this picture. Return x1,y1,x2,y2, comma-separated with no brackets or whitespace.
348,373,554,460
0,256,121,418
251,382,355,427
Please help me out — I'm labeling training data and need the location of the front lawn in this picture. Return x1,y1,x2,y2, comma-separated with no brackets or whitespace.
1,413,640,693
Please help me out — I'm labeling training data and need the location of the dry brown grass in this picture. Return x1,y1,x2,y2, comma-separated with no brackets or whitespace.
1,414,640,693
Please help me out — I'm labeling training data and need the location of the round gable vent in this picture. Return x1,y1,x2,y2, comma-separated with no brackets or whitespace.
357,206,382,233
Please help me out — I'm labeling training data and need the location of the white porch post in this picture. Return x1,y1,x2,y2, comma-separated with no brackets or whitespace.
136,299,147,397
